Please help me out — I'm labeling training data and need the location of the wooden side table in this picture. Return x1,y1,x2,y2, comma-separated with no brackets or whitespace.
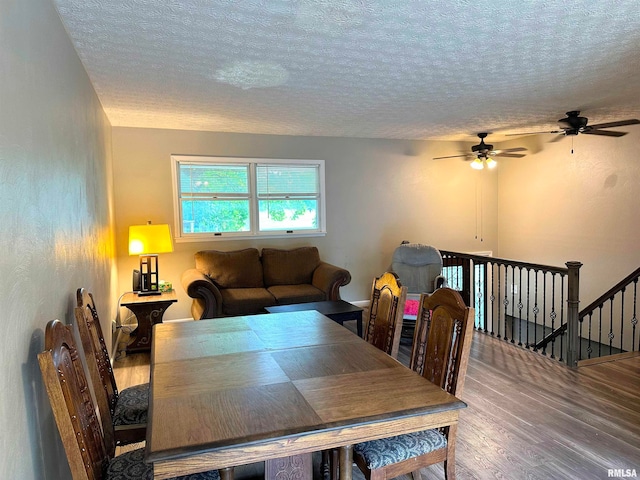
121,290,177,353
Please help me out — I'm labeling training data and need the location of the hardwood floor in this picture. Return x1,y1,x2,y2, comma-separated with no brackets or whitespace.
113,326,640,480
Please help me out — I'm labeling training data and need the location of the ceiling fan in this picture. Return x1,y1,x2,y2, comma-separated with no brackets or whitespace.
433,133,527,169
511,111,640,139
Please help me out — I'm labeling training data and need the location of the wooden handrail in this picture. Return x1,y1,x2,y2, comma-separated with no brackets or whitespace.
530,323,567,350
439,250,569,275
579,266,640,318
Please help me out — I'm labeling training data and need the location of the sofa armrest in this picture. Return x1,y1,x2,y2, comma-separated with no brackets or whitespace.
312,262,352,301
181,268,223,319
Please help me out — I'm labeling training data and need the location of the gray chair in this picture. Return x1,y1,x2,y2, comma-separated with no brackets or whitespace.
391,243,445,294
390,243,446,336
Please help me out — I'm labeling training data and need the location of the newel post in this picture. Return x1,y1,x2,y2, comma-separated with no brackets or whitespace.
566,261,583,367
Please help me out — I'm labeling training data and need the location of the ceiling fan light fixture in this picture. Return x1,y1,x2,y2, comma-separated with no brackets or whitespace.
433,133,527,164
470,157,484,170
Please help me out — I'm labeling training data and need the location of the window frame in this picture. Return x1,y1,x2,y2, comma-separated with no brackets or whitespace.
171,155,326,242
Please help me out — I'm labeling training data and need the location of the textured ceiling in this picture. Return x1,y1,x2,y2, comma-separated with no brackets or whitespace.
52,0,640,141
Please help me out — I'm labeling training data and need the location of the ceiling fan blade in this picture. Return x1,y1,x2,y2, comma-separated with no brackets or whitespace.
505,130,562,136
501,147,528,153
583,129,627,137
549,134,566,142
491,147,527,156
587,119,640,130
494,152,526,158
433,154,468,160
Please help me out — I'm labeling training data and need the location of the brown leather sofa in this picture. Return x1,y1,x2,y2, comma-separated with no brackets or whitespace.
181,246,351,319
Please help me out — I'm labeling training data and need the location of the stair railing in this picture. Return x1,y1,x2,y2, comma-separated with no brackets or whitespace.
531,266,640,362
576,266,640,361
439,250,583,366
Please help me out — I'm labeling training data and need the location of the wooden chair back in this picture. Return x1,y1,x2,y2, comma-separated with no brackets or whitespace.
409,287,475,397
75,288,118,455
364,271,407,359
38,319,108,480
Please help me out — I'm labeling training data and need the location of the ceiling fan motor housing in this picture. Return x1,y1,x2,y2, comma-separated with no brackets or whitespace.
472,133,493,154
558,111,588,134
472,142,493,152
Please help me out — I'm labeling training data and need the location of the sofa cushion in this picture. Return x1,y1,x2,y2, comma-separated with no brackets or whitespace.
220,288,275,316
268,284,326,305
262,247,321,286
195,249,264,289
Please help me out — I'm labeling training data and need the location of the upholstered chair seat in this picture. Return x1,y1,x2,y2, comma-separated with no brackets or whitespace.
354,430,447,469
106,447,219,480
112,383,149,426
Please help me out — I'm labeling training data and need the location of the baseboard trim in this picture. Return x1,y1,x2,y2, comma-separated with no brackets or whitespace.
578,350,640,367
350,300,369,308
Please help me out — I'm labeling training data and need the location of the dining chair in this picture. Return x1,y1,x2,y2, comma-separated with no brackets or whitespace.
75,288,148,455
364,271,408,359
353,287,475,480
38,319,220,480
323,271,408,479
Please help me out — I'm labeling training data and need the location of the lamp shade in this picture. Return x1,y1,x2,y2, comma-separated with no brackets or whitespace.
128,223,174,255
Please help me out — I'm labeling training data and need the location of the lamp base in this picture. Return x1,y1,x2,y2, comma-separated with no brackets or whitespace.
137,290,162,297
139,254,160,295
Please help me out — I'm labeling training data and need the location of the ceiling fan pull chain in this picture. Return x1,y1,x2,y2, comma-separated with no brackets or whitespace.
480,169,484,242
475,174,478,240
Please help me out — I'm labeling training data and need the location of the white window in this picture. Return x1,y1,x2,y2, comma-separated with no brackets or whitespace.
171,156,326,241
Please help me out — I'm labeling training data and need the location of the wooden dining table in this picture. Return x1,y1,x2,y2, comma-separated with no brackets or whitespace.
145,310,466,480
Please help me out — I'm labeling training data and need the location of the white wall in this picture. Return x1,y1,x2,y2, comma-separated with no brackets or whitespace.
497,130,640,307
112,128,496,320
0,0,114,478
112,125,640,324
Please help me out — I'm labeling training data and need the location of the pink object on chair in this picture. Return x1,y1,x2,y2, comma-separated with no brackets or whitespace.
404,299,419,316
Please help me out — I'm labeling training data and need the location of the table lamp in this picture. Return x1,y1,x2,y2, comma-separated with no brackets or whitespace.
128,222,174,296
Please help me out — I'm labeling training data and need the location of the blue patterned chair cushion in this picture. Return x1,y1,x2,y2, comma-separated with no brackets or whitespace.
113,383,149,426
106,448,220,480
354,429,447,469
